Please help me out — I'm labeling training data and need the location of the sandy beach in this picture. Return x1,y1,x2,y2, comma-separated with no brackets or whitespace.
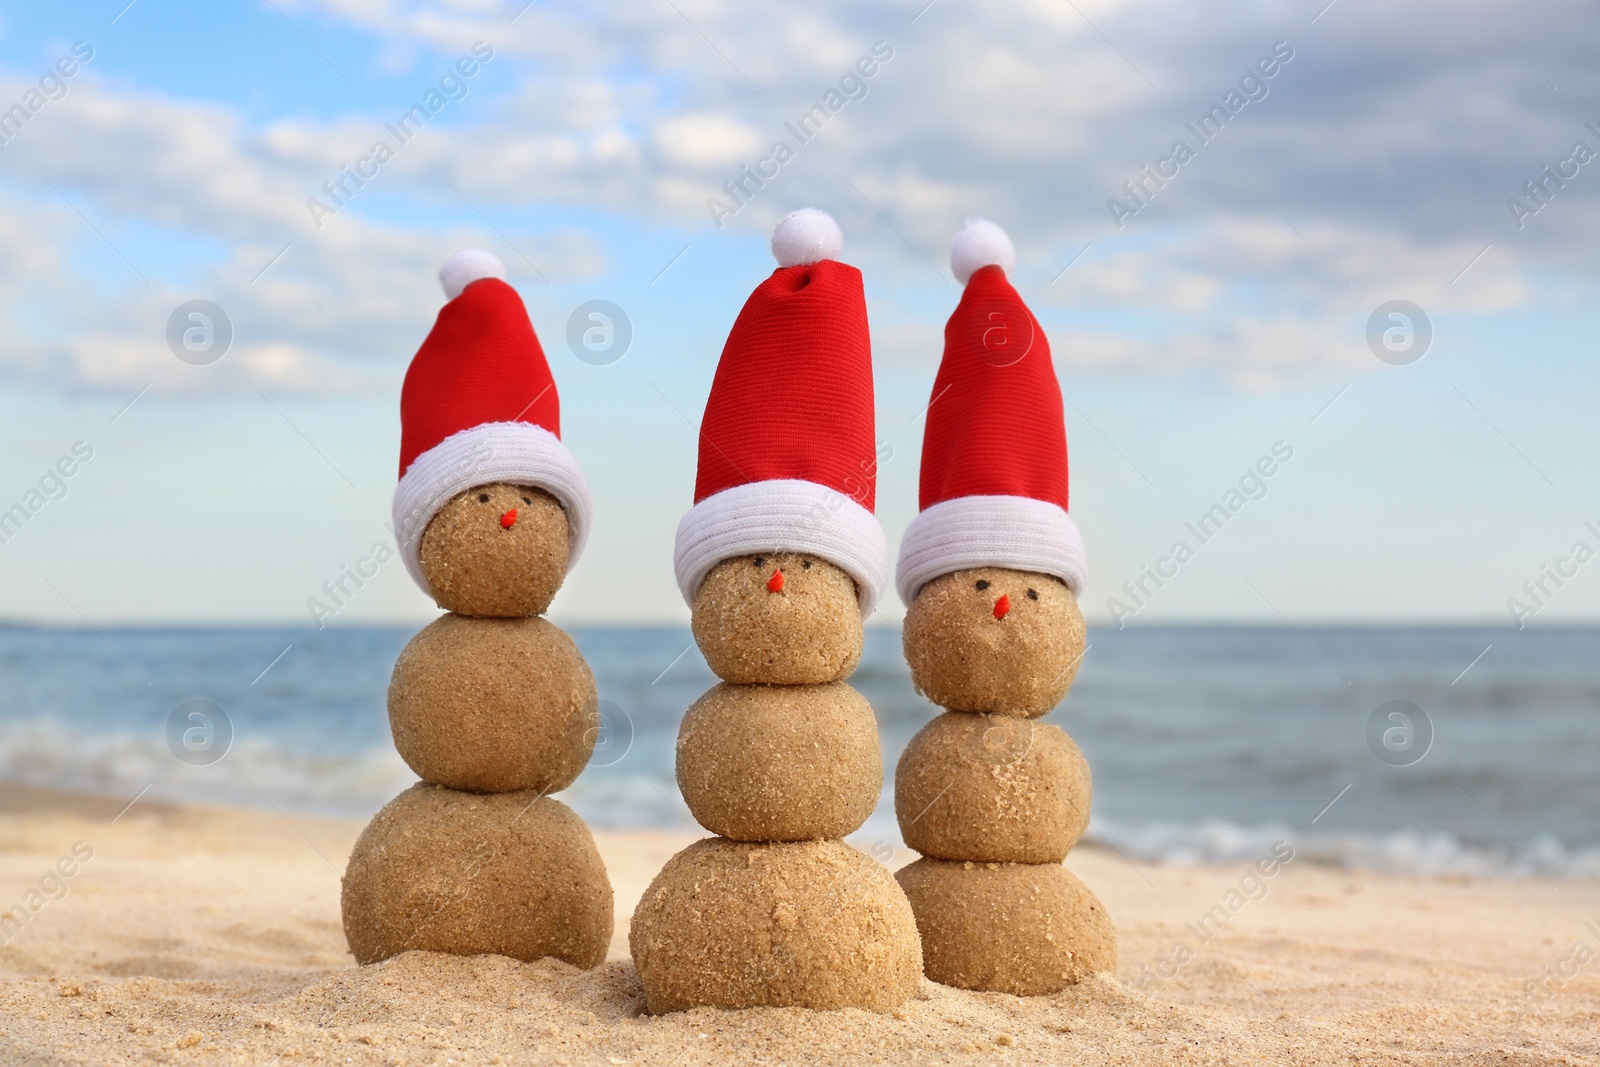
0,784,1595,1066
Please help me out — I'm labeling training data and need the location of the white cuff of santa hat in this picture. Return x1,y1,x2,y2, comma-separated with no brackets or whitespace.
673,208,890,617
675,478,890,618
895,218,1087,605
897,495,1086,604
392,249,593,597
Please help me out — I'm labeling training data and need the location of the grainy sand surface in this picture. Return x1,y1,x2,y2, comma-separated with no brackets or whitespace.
0,784,1596,1065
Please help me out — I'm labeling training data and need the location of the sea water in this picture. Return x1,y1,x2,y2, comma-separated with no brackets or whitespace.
0,623,1594,879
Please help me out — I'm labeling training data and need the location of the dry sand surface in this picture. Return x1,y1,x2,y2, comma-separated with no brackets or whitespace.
0,782,1596,1065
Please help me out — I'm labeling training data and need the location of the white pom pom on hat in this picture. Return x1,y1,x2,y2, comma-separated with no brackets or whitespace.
771,208,844,267
438,248,507,300
950,217,1017,285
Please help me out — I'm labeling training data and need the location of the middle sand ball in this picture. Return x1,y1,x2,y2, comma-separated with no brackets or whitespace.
629,837,923,1013
677,682,882,841
895,711,1091,864
389,613,598,794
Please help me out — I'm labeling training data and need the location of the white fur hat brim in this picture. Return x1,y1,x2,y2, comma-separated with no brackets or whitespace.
896,494,1086,604
674,479,889,618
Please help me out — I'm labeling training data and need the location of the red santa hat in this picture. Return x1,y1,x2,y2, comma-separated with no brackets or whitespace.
895,219,1086,604
391,249,592,596
673,208,889,616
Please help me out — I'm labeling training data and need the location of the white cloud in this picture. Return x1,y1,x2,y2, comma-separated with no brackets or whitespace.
0,0,1595,394
652,112,763,168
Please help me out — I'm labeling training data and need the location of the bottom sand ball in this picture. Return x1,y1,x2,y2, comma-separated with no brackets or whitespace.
629,837,922,1013
895,858,1115,996
342,783,612,968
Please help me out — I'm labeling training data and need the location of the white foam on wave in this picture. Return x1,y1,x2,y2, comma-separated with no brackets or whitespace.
0,717,417,818
1089,816,1600,881
2,718,1595,880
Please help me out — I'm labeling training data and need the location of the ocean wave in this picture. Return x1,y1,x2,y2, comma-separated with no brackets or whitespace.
2,717,1595,881
0,717,416,818
563,774,693,832
1089,816,1600,881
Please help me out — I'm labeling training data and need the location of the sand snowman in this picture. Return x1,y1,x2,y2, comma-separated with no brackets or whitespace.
629,210,922,1013
341,250,613,968
891,221,1116,995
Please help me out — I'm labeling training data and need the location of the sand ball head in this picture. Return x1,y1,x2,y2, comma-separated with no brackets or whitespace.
691,552,864,684
419,482,569,616
902,566,1086,716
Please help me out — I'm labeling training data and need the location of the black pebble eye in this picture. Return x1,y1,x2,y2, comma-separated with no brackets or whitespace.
801,559,812,569
1027,588,1038,600
477,493,490,503
975,579,990,591
753,557,765,568
521,495,531,505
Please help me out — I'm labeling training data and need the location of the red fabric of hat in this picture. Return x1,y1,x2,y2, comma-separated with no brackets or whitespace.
895,219,1086,604
399,275,560,478
918,264,1068,513
694,259,876,509
674,208,890,615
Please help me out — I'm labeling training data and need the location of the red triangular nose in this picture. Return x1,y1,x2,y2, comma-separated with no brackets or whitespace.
993,594,1011,619
500,508,518,529
767,569,785,593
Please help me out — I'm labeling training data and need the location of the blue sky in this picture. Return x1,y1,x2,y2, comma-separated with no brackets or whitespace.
0,0,1597,627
